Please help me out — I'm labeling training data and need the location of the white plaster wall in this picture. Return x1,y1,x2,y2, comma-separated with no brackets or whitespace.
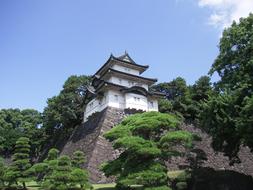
84,90,159,122
84,92,109,121
148,99,158,111
107,90,125,109
125,93,148,111
109,76,148,90
112,64,140,76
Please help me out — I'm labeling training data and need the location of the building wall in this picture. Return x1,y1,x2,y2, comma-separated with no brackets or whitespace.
109,76,149,90
148,98,159,111
125,93,148,111
84,92,109,122
84,90,158,122
107,90,125,109
112,64,140,76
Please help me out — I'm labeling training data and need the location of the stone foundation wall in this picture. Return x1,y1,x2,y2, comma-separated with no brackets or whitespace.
166,123,253,176
61,108,253,183
61,107,125,183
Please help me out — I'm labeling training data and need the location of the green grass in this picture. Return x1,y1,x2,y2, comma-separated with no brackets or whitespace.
167,170,185,179
93,183,116,190
15,171,185,190
23,182,116,190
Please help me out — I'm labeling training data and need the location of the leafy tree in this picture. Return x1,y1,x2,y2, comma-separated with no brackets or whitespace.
209,14,253,93
200,91,240,158
200,13,253,158
72,151,85,168
187,76,213,120
153,77,192,119
153,77,188,101
42,155,72,190
46,148,60,161
29,148,59,184
70,168,90,190
154,76,213,120
4,137,31,189
42,75,91,149
0,157,5,187
158,99,173,114
70,151,90,189
0,109,43,158
191,76,213,102
102,112,195,190
237,95,253,149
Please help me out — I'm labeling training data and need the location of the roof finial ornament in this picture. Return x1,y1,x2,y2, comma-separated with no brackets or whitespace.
124,50,128,55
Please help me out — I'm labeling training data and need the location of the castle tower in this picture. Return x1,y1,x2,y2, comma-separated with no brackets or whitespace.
83,53,163,121
62,53,164,183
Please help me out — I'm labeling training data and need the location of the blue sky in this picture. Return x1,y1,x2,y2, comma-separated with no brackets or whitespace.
0,0,252,111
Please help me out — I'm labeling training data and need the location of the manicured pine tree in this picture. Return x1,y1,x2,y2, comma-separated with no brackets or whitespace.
5,137,31,189
102,112,195,190
43,155,72,190
71,151,91,190
72,150,85,168
70,168,90,190
30,148,60,184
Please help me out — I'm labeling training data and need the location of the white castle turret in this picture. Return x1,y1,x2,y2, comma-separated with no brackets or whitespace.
83,53,163,122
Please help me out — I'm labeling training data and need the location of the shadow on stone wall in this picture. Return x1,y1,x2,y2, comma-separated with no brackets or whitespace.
188,167,253,190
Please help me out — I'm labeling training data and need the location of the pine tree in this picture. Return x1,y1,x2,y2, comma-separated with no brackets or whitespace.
43,155,72,190
70,168,90,190
71,151,90,189
72,151,85,168
30,148,59,184
102,112,195,190
5,137,31,189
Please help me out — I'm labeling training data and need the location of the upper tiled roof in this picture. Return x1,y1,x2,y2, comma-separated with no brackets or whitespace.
94,53,149,76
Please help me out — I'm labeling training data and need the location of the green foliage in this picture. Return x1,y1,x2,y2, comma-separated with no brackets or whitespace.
153,76,213,120
29,149,90,190
153,78,190,119
200,14,253,158
102,112,194,189
43,75,91,137
160,130,194,149
72,151,85,169
0,109,43,157
144,186,172,190
158,99,173,114
238,95,253,148
175,182,187,190
168,170,191,190
42,155,72,190
46,148,60,161
0,157,5,187
70,168,90,189
209,14,253,92
29,148,59,184
4,137,32,189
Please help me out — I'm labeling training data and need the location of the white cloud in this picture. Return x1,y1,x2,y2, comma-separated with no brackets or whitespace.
198,0,253,28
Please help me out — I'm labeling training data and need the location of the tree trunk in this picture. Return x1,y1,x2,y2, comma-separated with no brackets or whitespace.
22,182,26,189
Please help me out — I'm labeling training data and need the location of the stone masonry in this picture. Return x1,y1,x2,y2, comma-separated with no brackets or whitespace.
61,107,125,183
61,107,253,183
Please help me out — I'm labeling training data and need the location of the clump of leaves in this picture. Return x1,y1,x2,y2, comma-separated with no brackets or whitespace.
102,112,194,190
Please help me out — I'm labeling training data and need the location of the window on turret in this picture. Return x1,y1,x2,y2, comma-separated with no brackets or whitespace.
118,79,122,84
149,101,154,108
128,81,134,86
134,97,140,102
124,67,131,72
114,95,119,101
